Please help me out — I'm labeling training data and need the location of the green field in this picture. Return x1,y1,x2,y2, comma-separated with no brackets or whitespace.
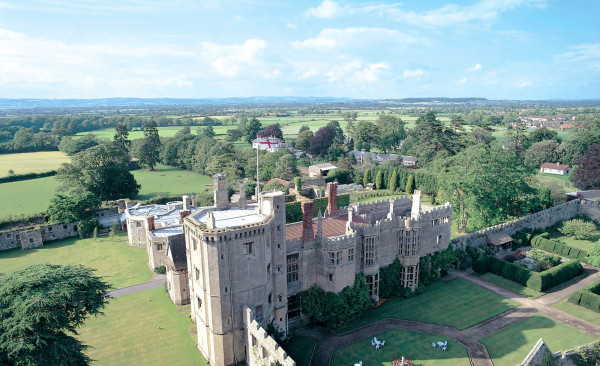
284,335,315,366
478,273,545,299
0,175,61,217
133,164,213,200
0,151,70,177
78,287,209,366
0,164,212,218
331,329,469,366
336,278,518,333
481,314,595,366
554,298,600,327
0,233,151,289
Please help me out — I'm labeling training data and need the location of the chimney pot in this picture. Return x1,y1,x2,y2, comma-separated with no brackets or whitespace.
301,201,314,243
327,181,338,217
146,216,155,232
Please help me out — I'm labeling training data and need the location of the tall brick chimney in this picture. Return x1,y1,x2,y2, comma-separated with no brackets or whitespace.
179,210,191,223
301,201,314,243
146,216,155,232
327,181,338,217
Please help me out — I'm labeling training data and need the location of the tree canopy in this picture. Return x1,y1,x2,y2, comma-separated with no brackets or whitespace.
0,264,111,366
139,121,161,170
257,123,284,141
573,142,600,190
46,192,101,223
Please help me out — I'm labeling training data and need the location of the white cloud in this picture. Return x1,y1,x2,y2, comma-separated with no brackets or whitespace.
304,0,548,27
305,0,343,18
459,77,468,84
468,63,482,71
293,27,418,50
403,69,424,78
556,43,600,71
290,59,388,85
201,39,267,78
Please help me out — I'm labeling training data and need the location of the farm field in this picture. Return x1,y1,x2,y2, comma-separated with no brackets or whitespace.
78,287,209,366
336,278,518,333
0,164,212,218
330,329,469,366
0,175,61,217
481,313,595,366
0,151,70,177
0,233,151,289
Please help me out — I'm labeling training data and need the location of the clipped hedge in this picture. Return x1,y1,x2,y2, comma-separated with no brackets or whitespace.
511,231,533,248
285,193,350,223
531,235,589,262
474,255,583,292
0,170,56,184
569,280,600,313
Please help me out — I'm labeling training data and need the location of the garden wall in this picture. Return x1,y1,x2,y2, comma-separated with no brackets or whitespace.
0,222,79,251
452,200,600,250
244,308,296,366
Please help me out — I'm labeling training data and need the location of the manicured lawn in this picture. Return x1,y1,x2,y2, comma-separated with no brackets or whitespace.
331,329,469,366
337,278,518,333
554,298,600,327
284,335,315,366
0,164,212,218
481,314,596,366
133,164,213,200
552,232,600,252
78,287,209,366
478,273,545,299
0,151,70,177
0,175,61,217
0,233,151,289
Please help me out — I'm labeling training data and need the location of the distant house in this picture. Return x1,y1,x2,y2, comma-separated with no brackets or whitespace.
540,162,571,176
309,163,337,177
559,124,574,131
265,178,293,189
346,150,416,166
251,137,287,152
401,155,418,167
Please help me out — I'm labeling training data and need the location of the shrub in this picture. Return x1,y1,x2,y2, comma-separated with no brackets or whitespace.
569,280,600,314
77,218,100,239
560,219,597,240
153,266,166,274
504,254,517,263
454,248,472,270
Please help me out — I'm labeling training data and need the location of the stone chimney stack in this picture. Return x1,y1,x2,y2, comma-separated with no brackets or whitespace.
327,181,339,217
316,209,323,238
387,199,395,220
238,183,247,209
213,174,228,210
206,211,216,229
301,201,314,243
179,210,191,224
146,216,155,232
190,195,196,207
411,190,422,219
182,195,191,211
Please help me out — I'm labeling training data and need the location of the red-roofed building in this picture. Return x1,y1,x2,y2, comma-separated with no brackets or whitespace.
541,162,571,176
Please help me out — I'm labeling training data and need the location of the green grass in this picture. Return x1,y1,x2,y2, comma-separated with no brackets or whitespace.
0,151,70,177
552,232,600,251
478,273,545,298
133,164,213,200
0,164,212,218
336,278,518,333
0,233,151,289
331,329,470,366
481,314,595,366
78,287,209,366
536,172,574,192
554,298,600,327
0,175,61,217
284,336,315,366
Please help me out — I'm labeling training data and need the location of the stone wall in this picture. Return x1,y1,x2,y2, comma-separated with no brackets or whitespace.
519,338,600,366
244,308,296,366
451,200,592,249
0,222,79,251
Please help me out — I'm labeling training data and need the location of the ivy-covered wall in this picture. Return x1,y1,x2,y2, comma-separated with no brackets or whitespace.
285,193,350,223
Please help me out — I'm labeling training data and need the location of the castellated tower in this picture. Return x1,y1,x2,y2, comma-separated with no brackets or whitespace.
183,176,287,366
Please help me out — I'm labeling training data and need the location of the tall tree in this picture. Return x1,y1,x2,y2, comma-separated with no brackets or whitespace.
363,169,370,188
376,114,406,152
257,123,284,141
573,143,600,190
375,170,383,190
523,140,560,167
308,125,336,156
354,121,378,150
244,117,263,143
326,120,345,145
113,123,131,152
389,170,398,191
0,264,111,366
46,192,101,223
406,174,415,194
295,130,313,152
141,121,161,171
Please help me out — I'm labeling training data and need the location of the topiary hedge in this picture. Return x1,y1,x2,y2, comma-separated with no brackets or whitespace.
569,280,600,313
531,235,589,262
285,193,350,223
474,255,583,292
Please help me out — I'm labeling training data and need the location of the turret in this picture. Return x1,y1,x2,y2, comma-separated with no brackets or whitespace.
213,174,228,210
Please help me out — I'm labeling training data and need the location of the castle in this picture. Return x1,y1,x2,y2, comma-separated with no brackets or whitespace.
125,174,453,366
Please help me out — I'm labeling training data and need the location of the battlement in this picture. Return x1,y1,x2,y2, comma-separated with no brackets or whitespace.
244,308,296,366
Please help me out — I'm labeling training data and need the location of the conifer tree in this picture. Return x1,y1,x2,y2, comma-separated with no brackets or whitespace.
375,170,383,190
406,174,415,194
389,170,398,191
363,169,370,188
141,120,161,171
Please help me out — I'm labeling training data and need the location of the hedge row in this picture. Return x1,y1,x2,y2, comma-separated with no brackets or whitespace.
511,231,533,247
473,256,583,292
285,193,350,223
568,280,600,313
531,235,589,262
0,170,56,184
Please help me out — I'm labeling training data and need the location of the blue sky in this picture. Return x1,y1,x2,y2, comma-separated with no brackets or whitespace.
0,0,598,99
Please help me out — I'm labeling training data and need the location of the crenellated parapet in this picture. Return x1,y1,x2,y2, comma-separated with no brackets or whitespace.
244,308,296,366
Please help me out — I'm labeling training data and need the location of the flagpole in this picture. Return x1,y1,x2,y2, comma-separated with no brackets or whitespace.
256,134,260,196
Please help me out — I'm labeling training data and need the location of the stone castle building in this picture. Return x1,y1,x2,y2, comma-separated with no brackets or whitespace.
125,174,452,365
